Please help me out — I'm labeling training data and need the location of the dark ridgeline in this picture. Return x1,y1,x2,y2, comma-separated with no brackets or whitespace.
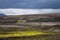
0,13,6,16
0,13,17,24
0,13,6,20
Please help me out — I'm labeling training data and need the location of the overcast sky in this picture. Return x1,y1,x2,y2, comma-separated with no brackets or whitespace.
0,0,60,15
0,0,60,9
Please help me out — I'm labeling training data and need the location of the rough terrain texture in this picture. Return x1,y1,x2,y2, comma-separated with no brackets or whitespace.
0,14,60,40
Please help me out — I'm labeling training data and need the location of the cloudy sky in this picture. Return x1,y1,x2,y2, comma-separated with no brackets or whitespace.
0,0,60,15
0,0,60,9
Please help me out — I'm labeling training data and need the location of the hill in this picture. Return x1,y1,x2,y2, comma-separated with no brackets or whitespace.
0,13,60,40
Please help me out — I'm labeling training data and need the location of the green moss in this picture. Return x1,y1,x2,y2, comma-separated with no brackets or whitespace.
0,31,59,38
17,20,24,23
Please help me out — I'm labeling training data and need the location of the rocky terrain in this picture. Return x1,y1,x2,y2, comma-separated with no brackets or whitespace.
0,14,60,31
0,13,60,40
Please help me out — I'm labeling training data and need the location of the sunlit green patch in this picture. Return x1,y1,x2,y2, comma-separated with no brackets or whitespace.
17,20,24,23
0,31,59,38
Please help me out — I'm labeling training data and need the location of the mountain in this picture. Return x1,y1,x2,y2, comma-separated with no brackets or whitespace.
0,13,6,16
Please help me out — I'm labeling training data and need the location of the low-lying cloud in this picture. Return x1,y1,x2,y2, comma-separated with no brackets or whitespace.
0,8,60,15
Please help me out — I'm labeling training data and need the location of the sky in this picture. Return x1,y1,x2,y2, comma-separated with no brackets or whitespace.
0,0,60,9
0,0,60,15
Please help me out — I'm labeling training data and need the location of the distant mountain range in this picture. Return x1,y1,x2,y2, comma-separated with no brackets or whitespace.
0,13,6,16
